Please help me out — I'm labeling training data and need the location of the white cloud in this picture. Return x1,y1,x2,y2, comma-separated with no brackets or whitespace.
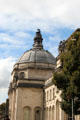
0,57,15,88
14,32,32,38
0,32,33,51
0,0,79,32
0,88,8,104
0,57,16,103
44,32,63,56
0,33,19,44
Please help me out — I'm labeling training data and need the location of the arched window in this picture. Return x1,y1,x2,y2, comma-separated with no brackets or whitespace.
50,90,51,100
53,88,55,100
35,107,41,120
23,106,31,120
19,72,25,79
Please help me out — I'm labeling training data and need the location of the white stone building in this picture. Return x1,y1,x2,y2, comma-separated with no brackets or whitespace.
8,29,80,120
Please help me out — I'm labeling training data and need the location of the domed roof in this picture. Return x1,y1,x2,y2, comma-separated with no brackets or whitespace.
17,29,56,65
18,49,56,64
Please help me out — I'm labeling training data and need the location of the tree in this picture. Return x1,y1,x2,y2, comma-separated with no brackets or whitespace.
0,99,9,120
53,30,80,117
0,102,6,119
0,102,6,112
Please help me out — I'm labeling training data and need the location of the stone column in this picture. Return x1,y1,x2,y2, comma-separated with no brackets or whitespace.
32,107,35,120
48,108,49,120
50,107,52,120
15,88,22,120
61,110,64,120
45,108,48,120
51,107,52,120
56,101,59,120
52,106,54,120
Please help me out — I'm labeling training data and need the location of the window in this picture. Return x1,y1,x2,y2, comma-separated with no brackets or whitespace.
45,92,47,102
53,88,55,100
50,90,52,100
23,106,31,120
46,92,47,101
19,72,25,79
47,91,48,101
35,107,41,120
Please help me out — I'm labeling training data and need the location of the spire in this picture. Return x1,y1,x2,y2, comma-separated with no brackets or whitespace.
33,29,43,49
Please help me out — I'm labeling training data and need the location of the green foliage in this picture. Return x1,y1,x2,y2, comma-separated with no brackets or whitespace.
61,100,72,115
0,102,6,118
53,72,69,90
0,103,6,112
53,32,80,115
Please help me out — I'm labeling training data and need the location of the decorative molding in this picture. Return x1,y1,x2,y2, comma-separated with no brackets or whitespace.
18,78,45,81
17,83,44,88
44,82,53,89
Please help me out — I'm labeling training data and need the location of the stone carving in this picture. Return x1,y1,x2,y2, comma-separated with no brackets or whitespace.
13,72,18,82
58,40,66,53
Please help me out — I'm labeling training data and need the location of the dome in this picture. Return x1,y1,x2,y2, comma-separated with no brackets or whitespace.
17,29,56,65
18,49,56,64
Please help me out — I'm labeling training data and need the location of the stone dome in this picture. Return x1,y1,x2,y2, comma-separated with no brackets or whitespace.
17,29,56,65
18,49,56,64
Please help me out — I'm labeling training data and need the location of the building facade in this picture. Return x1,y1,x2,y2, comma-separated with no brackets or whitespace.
8,29,80,120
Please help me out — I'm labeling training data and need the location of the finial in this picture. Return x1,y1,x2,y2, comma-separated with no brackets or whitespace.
37,29,40,33
33,29,43,49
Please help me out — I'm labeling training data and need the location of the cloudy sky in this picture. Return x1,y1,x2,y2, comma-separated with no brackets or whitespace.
0,0,80,104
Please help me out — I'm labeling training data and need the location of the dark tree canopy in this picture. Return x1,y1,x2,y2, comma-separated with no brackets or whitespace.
53,30,80,115
0,102,6,112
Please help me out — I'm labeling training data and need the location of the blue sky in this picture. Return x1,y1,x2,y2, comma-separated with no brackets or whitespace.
0,0,80,104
